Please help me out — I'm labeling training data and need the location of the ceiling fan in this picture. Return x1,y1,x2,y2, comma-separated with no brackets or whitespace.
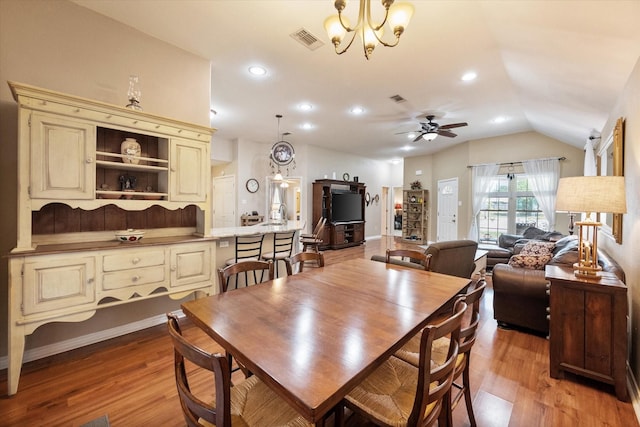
398,115,468,142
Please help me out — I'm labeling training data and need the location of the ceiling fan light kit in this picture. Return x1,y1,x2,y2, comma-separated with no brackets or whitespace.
324,0,414,60
400,115,468,142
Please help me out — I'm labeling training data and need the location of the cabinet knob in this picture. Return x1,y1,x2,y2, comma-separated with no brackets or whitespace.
132,275,140,282
546,314,550,321
87,278,94,284
86,157,93,164
171,265,177,271
170,167,176,172
546,307,550,313
546,289,550,296
131,257,140,264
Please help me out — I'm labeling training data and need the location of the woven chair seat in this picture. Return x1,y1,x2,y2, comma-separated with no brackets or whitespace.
198,375,311,427
344,356,438,427
395,335,465,370
260,251,290,261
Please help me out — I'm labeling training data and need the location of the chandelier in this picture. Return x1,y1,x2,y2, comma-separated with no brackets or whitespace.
324,0,414,60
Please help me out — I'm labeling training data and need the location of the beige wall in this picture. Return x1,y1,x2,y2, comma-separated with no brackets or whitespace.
0,0,211,358
598,57,640,385
403,132,585,241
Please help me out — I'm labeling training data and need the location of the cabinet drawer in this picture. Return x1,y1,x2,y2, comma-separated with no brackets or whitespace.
102,266,166,290
23,256,96,315
102,249,165,272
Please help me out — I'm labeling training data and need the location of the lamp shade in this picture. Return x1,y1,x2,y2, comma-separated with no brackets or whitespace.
422,131,438,142
555,176,627,214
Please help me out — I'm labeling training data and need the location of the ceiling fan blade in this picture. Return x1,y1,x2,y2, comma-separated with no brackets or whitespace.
394,130,420,135
438,130,457,138
439,122,468,130
413,133,426,142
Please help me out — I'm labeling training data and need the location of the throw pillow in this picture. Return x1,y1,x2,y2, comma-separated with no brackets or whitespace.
509,253,553,270
520,240,555,256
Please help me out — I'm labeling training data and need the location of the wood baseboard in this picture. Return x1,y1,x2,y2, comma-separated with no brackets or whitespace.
0,310,184,370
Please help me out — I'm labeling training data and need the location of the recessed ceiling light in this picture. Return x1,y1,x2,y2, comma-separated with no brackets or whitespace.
248,65,267,76
407,132,416,139
389,158,402,164
350,106,364,115
401,145,414,151
301,123,313,130
492,116,507,124
298,103,313,111
461,71,477,82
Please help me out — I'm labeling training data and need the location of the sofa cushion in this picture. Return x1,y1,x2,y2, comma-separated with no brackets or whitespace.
522,227,546,239
508,253,552,270
520,240,555,256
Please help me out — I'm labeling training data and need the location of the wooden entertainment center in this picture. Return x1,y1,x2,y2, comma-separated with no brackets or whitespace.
312,179,366,249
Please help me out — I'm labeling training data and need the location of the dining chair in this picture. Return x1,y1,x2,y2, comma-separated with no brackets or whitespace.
260,231,296,277
300,216,325,239
217,260,274,293
217,260,274,376
166,313,312,427
394,279,487,427
300,217,326,253
385,248,432,270
337,298,467,427
285,251,325,275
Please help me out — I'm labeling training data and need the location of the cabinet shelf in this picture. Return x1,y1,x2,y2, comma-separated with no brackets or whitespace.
96,160,169,172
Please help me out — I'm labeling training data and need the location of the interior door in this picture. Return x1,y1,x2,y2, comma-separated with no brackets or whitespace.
213,175,236,227
437,178,458,241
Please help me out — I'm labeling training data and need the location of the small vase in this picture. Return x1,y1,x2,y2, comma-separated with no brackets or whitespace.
121,138,141,164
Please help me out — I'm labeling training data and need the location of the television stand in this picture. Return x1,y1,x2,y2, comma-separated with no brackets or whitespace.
330,221,365,249
312,179,366,250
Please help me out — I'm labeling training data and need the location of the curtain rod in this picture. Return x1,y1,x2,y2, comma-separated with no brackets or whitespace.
467,156,566,168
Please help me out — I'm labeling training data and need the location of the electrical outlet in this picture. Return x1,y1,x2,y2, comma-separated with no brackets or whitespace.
219,240,229,248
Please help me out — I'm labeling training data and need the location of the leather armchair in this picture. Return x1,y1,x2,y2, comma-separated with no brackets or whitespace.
492,236,625,334
371,239,478,279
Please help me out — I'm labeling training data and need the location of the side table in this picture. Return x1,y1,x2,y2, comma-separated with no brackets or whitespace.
545,265,629,401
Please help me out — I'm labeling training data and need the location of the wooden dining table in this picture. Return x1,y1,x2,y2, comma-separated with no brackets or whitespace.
181,258,471,424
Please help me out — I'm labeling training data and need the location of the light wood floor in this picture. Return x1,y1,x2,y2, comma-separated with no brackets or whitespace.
1,236,638,426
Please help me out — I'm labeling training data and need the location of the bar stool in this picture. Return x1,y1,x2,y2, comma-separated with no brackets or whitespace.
260,231,296,277
223,234,265,289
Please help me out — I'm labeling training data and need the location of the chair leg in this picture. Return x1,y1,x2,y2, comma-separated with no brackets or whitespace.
334,402,345,427
462,360,477,427
442,389,453,427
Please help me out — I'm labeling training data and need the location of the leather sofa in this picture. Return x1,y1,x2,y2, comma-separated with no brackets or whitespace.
371,239,478,279
479,227,563,269
492,235,625,334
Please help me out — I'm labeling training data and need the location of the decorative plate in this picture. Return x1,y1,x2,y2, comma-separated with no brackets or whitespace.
343,172,350,181
374,194,380,203
365,192,371,206
270,140,295,166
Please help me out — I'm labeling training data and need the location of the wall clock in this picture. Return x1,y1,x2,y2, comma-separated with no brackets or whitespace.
270,140,295,166
246,178,259,193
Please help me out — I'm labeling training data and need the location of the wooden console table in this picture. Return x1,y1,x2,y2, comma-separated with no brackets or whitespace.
546,265,628,401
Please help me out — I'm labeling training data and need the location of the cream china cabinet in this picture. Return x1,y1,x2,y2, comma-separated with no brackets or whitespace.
6,82,215,395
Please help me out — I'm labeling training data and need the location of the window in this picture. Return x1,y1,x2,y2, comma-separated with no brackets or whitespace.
478,175,548,243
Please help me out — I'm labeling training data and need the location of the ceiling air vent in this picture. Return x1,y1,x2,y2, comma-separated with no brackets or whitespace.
290,28,325,51
390,94,407,103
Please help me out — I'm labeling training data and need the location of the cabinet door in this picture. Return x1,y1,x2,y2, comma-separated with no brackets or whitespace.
23,255,96,315
170,243,212,288
170,138,207,202
30,113,95,199
353,223,364,242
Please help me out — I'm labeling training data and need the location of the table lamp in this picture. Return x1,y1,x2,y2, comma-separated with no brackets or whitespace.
555,176,626,279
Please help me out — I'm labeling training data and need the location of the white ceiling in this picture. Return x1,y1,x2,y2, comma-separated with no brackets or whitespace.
72,0,640,161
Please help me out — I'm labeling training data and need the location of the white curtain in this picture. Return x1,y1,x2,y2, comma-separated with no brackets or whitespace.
584,139,597,176
467,163,500,241
522,158,560,231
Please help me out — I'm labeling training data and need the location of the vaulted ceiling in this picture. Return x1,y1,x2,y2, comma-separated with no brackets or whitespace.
72,0,640,161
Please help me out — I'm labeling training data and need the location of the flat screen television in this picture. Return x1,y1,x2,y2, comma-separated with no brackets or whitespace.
331,191,362,222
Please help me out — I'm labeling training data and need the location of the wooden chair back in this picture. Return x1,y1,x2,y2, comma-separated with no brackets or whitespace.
459,279,487,355
385,249,432,270
409,298,466,426
285,252,325,275
166,313,231,427
217,260,274,293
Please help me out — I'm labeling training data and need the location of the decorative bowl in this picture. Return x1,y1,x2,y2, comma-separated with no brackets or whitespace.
115,229,145,243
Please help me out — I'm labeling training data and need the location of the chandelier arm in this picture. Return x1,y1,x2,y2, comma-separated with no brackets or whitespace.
337,11,358,32
334,31,358,55
366,0,390,31
376,35,401,47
